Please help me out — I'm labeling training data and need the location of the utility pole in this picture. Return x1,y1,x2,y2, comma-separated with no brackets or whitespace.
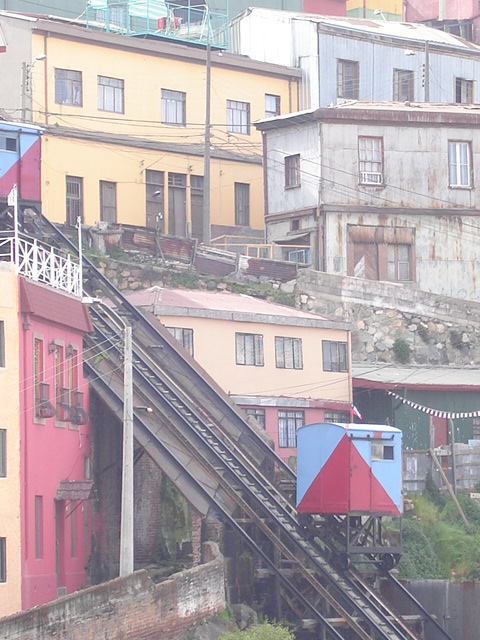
202,41,211,246
119,324,134,576
424,41,430,102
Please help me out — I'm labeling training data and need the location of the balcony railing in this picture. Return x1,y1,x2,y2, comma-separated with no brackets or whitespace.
0,232,81,297
86,0,229,49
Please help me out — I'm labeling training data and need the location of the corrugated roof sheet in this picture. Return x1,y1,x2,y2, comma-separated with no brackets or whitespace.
353,365,480,390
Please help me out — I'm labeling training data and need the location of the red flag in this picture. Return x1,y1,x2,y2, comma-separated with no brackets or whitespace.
350,404,362,420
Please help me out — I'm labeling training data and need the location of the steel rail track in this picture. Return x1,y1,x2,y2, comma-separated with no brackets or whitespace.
33,216,454,640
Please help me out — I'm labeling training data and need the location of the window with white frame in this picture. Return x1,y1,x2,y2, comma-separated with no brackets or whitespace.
161,89,186,125
285,154,300,188
322,340,348,372
372,442,394,460
278,410,304,448
98,76,124,113
324,410,350,423
455,77,473,104
235,332,264,366
393,69,414,102
359,137,383,185
448,141,472,187
227,99,250,135
388,244,411,281
265,94,280,118
337,59,359,99
245,407,266,429
166,327,194,356
275,337,303,369
55,68,82,106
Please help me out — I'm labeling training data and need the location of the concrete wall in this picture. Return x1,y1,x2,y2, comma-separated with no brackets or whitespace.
0,542,226,640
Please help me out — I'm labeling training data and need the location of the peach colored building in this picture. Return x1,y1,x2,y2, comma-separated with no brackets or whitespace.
125,287,352,463
0,239,93,617
0,11,300,244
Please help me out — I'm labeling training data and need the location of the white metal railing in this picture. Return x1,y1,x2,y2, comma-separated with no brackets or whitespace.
0,233,81,296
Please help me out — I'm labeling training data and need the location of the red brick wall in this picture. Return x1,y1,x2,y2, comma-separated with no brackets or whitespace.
0,542,225,640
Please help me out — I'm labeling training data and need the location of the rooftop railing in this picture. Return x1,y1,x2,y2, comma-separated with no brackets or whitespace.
86,0,229,48
0,232,81,297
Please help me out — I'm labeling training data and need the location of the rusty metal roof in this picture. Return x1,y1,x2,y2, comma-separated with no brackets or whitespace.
353,365,480,390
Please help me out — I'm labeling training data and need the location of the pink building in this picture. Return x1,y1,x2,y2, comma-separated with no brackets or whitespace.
0,235,93,617
124,287,352,464
406,0,480,43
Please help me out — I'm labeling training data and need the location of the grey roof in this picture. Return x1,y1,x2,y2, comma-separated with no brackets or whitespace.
353,365,480,389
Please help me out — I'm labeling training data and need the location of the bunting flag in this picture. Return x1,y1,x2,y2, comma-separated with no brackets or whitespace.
387,390,480,419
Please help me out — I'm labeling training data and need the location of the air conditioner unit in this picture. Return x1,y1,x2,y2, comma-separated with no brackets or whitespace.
361,172,383,184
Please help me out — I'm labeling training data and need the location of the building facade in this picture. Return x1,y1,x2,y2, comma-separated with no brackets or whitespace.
0,235,93,617
123,287,352,463
0,11,300,244
230,9,480,110
256,102,480,298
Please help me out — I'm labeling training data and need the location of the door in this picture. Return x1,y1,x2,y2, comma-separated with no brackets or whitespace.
190,175,204,242
145,170,164,230
55,501,66,594
168,173,187,237
99,181,117,224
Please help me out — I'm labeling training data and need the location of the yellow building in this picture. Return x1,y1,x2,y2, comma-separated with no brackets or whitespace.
0,264,22,615
0,11,300,243
123,287,352,464
346,0,403,20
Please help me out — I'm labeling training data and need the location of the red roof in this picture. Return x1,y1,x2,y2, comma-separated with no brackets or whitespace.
20,278,93,333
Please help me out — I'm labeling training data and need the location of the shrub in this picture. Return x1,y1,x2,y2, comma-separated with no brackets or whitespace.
392,338,411,364
220,621,295,640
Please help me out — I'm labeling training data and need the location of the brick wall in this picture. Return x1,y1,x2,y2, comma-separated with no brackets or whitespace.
0,542,225,640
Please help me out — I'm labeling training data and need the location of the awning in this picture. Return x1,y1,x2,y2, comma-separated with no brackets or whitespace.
272,232,311,245
55,479,94,501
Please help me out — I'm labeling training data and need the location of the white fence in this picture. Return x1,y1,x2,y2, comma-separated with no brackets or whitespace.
0,233,81,296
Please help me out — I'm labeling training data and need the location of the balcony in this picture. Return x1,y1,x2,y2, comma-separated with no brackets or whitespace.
0,232,81,297
86,0,229,49
35,382,56,419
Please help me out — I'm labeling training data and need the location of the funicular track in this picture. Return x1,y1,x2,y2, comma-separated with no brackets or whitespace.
37,218,453,640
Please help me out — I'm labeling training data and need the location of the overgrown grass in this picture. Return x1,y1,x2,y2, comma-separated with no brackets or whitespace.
399,489,480,580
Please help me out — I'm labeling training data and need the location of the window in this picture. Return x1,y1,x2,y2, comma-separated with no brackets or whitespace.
69,345,79,409
100,180,117,223
235,333,264,366
98,75,124,113
455,77,473,104
227,100,250,135
278,410,304,448
285,154,300,188
66,176,83,226
265,94,280,118
146,169,164,229
55,68,82,106
286,248,311,264
0,136,17,152
324,410,350,423
449,141,472,187
275,337,303,369
0,429,5,478
0,537,5,582
337,59,359,99
388,244,411,281
54,344,66,423
372,442,394,460
0,320,4,367
393,69,414,102
234,182,250,226
359,137,383,184
35,496,43,558
322,341,348,372
245,408,266,429
161,89,186,125
166,327,194,356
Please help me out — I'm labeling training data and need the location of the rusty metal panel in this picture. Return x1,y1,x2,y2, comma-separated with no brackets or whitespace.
194,253,236,276
121,225,196,263
243,257,299,282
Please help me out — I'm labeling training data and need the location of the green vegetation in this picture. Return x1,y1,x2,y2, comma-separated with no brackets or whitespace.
398,485,480,580
219,621,295,640
392,338,411,364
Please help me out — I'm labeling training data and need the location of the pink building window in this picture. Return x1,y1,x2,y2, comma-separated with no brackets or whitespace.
35,496,43,559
